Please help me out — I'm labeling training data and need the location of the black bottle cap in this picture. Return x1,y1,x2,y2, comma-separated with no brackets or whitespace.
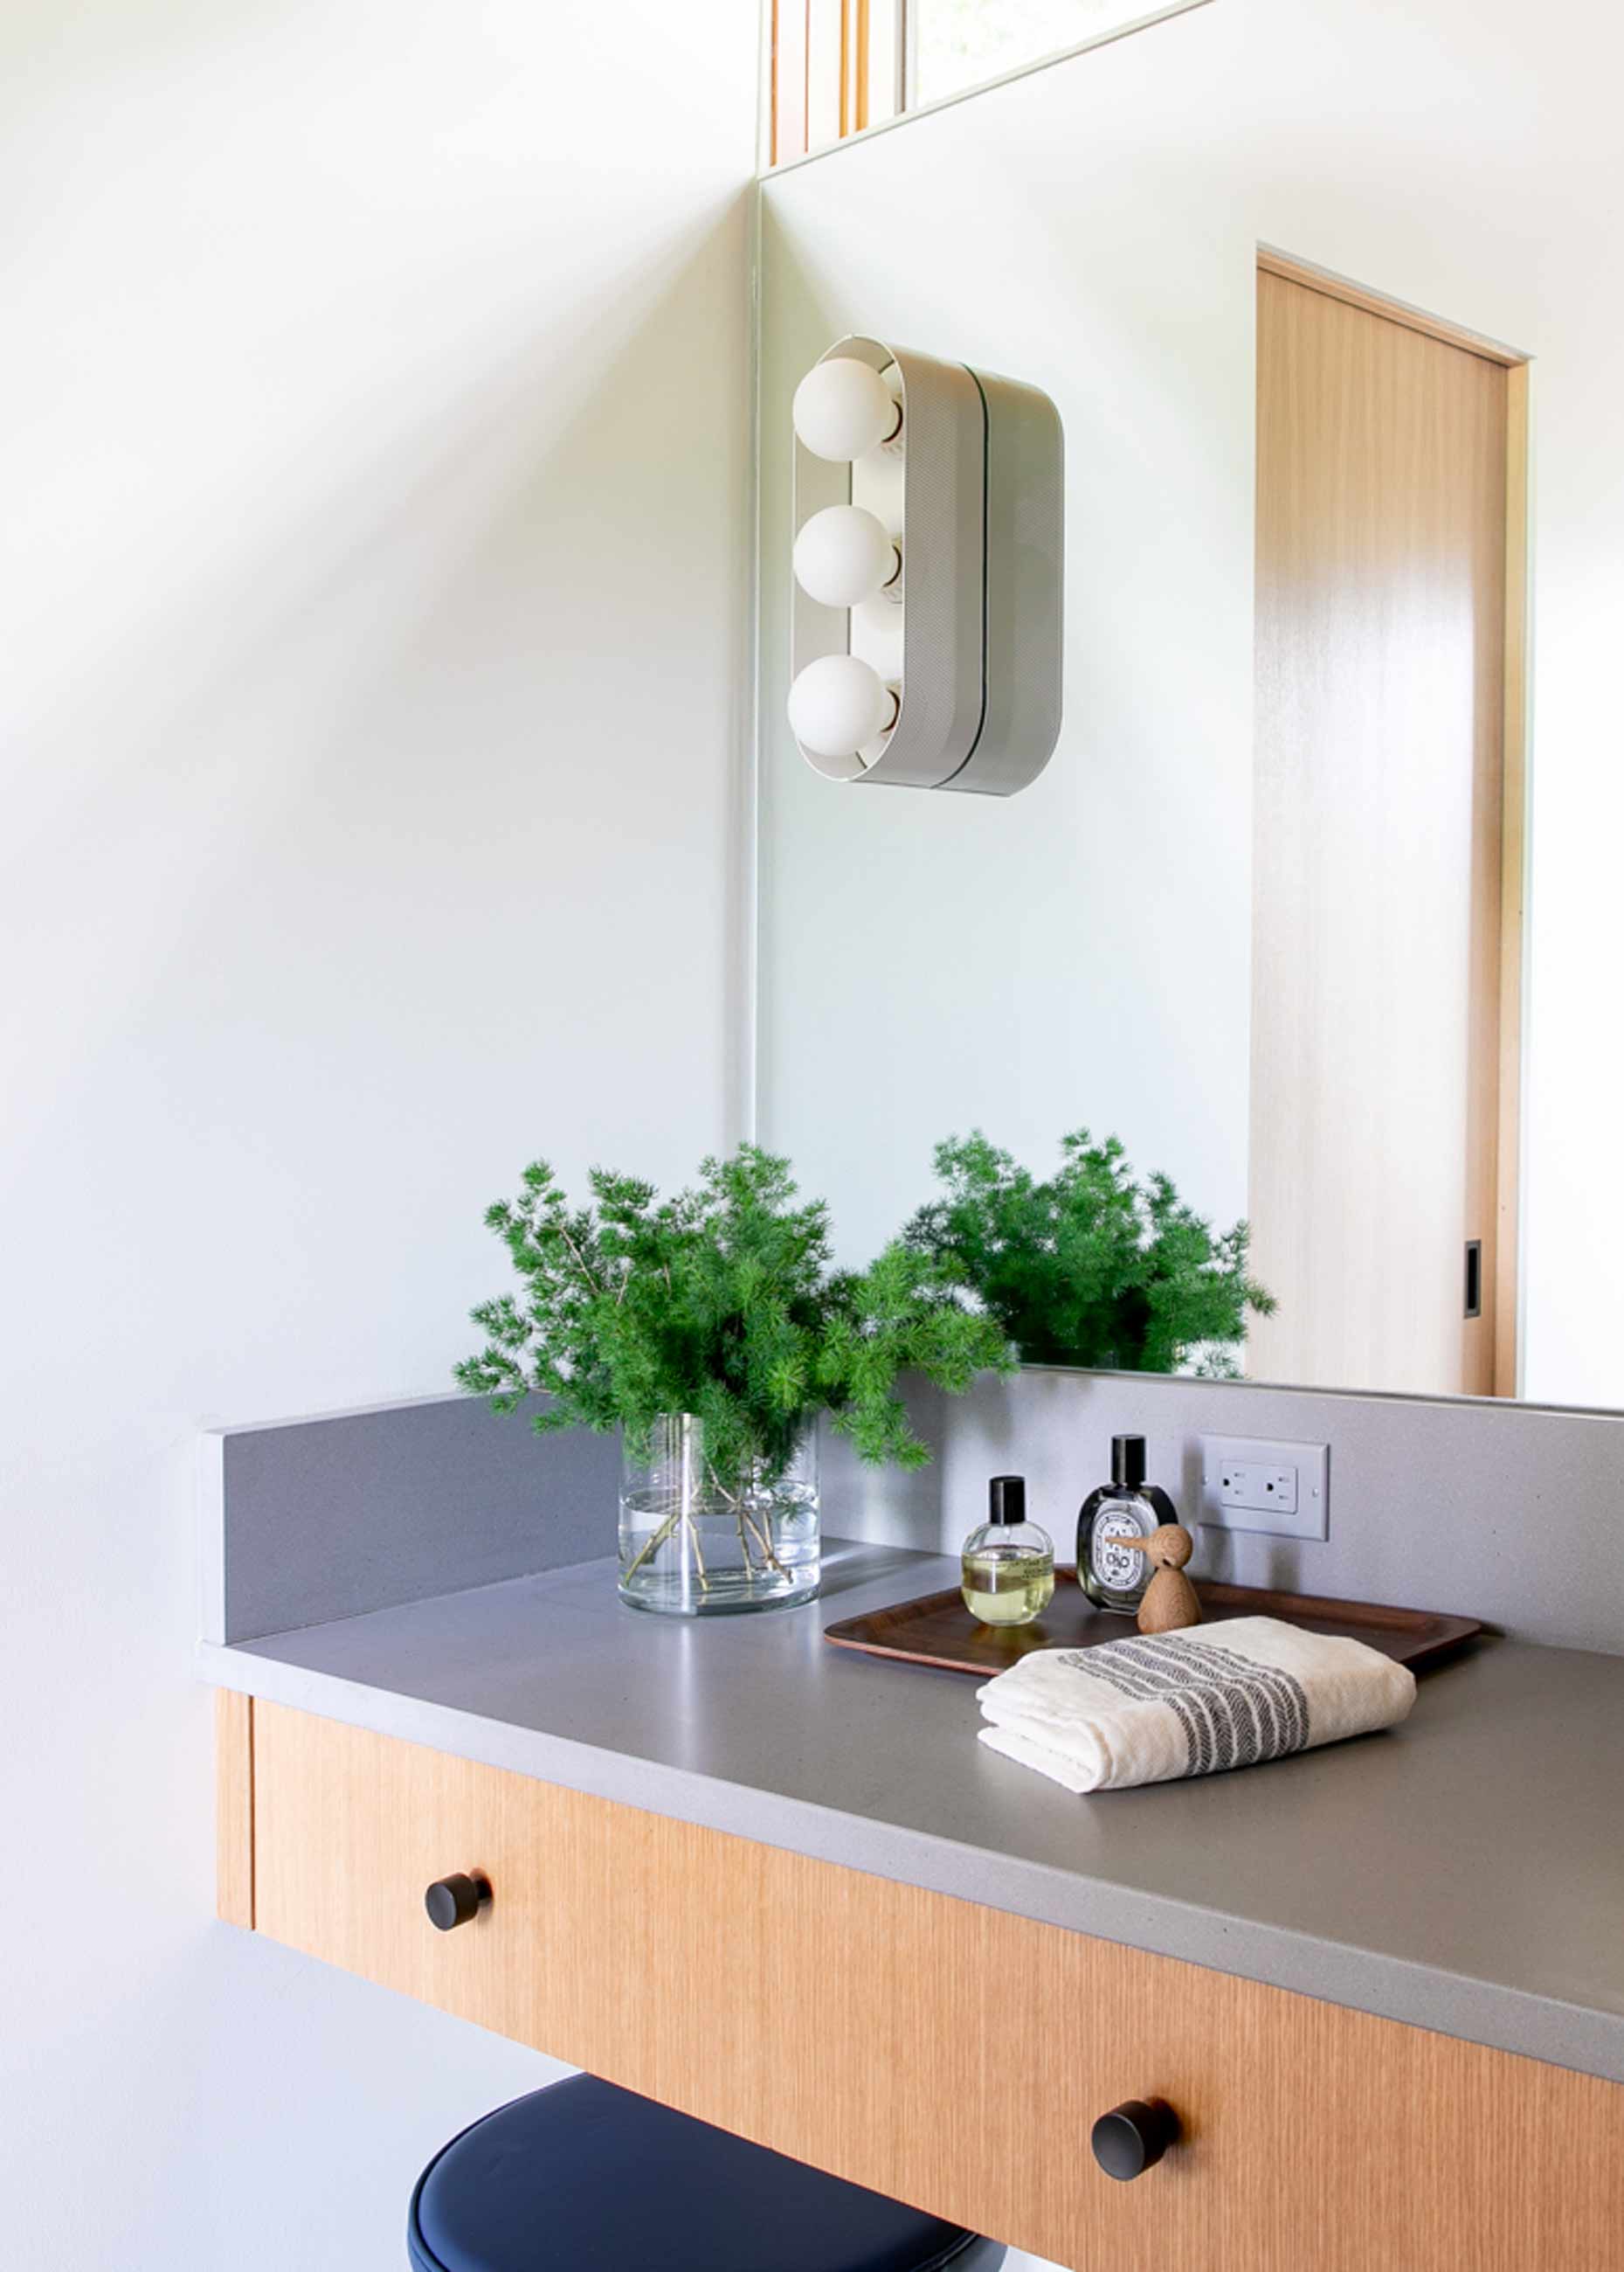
988,1475,1026,1527
1110,1435,1147,1489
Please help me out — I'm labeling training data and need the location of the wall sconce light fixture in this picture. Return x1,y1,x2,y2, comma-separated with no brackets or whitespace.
787,334,1063,796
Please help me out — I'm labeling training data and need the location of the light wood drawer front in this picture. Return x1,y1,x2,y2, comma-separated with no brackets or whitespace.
250,1700,1624,2272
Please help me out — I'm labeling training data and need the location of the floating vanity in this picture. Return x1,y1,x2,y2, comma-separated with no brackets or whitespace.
200,1398,1624,2272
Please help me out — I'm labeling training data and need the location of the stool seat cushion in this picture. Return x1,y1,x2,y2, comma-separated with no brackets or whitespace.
408,2075,999,2272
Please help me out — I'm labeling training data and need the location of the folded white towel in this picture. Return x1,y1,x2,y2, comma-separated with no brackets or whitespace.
977,1616,1416,1793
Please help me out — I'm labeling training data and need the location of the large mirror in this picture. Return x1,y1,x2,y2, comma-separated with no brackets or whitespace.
756,0,1622,1410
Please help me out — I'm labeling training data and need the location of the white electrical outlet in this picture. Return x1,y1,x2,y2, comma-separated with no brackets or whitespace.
1214,1461,1298,1515
1198,1436,1329,1541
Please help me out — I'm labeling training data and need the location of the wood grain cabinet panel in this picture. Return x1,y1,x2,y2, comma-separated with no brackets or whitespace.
245,1700,1624,2270
214,1689,254,1929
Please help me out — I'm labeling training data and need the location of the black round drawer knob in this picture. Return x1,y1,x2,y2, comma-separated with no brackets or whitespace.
424,1872,492,1932
1090,2098,1179,2181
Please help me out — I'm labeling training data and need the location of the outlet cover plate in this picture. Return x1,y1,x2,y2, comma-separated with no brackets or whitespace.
1197,1435,1330,1541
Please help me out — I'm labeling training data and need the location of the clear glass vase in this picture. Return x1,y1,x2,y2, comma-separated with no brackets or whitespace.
618,1415,820,1616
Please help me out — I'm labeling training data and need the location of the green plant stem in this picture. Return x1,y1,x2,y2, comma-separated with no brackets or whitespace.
703,1458,743,1510
557,1224,604,1296
684,1512,708,1587
622,1495,710,1590
739,1502,785,1574
622,1505,681,1582
734,1504,755,1573
704,1455,786,1578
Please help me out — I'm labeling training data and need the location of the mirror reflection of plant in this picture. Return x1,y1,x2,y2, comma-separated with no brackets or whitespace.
457,1146,1014,1499
902,1130,1275,1378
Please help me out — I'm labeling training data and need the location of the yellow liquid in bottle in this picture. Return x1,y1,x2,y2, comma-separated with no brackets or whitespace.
961,1545,1056,1626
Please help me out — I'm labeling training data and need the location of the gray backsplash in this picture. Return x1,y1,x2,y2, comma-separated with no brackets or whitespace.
199,1393,620,1644
821,1369,1624,1655
203,1374,1624,1654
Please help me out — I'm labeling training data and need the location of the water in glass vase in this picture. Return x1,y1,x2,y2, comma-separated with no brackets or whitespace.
618,1414,821,1617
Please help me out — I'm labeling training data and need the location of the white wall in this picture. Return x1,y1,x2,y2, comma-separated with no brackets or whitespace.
757,0,1624,1408
0,2,757,2263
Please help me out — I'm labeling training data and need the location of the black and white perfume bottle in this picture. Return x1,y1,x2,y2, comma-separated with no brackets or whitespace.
1076,1436,1179,1614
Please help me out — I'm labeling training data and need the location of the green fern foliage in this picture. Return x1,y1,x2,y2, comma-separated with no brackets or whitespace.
456,1145,1014,1490
902,1130,1275,1378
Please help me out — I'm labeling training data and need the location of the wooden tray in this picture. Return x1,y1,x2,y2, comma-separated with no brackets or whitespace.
824,1568,1482,1678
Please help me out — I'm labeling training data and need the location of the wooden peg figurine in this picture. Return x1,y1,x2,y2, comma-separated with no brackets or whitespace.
1116,1524,1201,1635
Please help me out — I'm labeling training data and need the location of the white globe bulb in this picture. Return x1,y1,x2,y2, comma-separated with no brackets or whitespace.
791,358,901,461
792,506,898,608
787,655,895,758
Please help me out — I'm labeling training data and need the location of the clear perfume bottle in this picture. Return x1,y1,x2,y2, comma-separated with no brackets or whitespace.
961,1475,1055,1627
1076,1435,1179,1613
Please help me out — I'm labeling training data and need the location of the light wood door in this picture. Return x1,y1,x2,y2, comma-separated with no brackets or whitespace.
244,1700,1624,2272
1248,260,1524,1397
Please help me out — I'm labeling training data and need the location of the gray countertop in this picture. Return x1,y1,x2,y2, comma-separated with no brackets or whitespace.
199,1541,1624,2086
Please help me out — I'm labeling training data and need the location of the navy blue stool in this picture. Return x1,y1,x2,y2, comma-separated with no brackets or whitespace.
408,2075,1008,2272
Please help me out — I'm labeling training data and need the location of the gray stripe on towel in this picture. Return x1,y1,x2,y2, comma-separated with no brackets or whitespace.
1056,1633,1311,1777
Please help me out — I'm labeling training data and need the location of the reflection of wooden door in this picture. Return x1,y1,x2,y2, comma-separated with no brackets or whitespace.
1247,255,1526,1398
